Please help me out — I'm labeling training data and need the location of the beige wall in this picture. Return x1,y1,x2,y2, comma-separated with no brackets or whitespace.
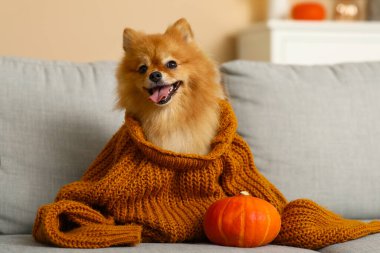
0,0,266,63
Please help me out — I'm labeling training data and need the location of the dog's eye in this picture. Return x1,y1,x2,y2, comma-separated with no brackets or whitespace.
166,60,177,69
138,65,148,74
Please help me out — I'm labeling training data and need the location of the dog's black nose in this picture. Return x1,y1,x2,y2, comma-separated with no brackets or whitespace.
149,71,162,83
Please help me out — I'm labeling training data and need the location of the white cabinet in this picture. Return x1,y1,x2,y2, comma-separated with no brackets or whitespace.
238,20,380,64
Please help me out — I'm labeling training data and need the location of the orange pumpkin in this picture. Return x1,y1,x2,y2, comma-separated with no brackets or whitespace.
203,191,281,247
291,2,326,20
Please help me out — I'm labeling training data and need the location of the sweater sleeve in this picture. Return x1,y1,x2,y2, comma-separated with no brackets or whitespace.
274,199,380,249
32,124,142,248
32,200,142,248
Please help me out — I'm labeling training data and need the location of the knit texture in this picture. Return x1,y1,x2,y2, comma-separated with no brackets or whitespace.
33,100,380,249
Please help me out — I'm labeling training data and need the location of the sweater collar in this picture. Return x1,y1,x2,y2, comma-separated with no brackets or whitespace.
124,100,238,170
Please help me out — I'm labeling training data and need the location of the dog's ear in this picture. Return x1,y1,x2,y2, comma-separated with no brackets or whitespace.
165,18,194,43
123,28,140,51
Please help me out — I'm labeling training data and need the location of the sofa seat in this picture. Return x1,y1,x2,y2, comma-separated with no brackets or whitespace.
2,234,380,253
319,233,380,253
0,235,315,253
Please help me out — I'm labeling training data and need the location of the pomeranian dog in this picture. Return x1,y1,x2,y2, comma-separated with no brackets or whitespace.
116,18,224,155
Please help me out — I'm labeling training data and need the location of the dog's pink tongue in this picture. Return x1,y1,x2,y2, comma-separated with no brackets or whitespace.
149,86,171,103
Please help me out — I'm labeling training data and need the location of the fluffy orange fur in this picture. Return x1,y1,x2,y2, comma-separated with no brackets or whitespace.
116,18,224,155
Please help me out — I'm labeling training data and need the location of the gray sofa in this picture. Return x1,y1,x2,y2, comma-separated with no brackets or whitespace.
1,56,379,252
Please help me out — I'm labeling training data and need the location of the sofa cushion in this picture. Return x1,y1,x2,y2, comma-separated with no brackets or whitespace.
0,57,123,234
319,233,380,253
0,235,316,253
221,60,380,219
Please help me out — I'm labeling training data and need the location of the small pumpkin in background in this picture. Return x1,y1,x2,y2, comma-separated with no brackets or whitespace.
291,2,326,20
203,191,281,247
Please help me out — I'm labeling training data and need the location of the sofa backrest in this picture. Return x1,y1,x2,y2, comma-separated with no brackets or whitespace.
0,57,123,234
221,60,380,220
2,57,379,234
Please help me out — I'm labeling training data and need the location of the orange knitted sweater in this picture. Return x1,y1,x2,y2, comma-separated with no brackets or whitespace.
33,100,380,249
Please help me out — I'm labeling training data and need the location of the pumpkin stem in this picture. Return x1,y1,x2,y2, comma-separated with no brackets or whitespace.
240,191,250,196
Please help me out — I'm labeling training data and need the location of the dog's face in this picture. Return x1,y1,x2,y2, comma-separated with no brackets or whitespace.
121,33,188,106
116,18,220,112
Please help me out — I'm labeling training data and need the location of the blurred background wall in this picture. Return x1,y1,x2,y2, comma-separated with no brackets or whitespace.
0,0,266,63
